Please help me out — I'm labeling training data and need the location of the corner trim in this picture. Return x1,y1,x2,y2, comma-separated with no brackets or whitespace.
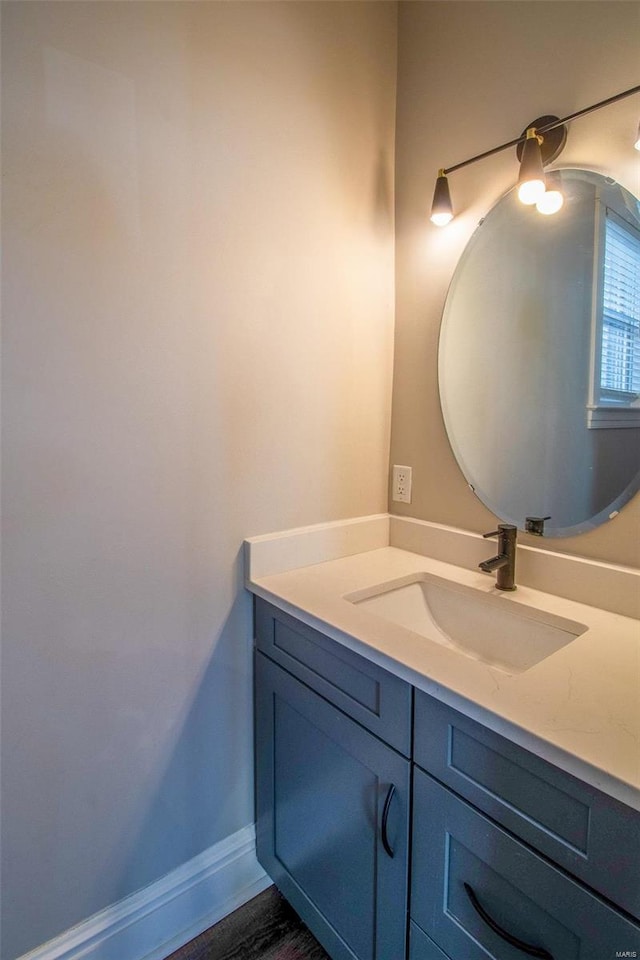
17,825,271,960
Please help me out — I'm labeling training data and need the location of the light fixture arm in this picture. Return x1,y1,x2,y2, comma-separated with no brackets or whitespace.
441,83,640,177
535,84,640,136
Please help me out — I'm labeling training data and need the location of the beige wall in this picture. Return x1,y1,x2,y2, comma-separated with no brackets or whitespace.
392,1,640,567
4,2,639,955
1,3,396,955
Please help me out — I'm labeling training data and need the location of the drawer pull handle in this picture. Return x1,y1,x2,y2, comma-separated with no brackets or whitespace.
381,783,396,858
463,883,554,959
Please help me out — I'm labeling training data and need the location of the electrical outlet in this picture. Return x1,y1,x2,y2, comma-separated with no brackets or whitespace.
392,464,412,503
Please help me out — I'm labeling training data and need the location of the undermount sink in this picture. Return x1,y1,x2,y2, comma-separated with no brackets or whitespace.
345,573,588,675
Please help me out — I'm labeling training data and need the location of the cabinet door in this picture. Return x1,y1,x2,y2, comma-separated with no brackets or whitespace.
411,768,640,960
255,652,410,960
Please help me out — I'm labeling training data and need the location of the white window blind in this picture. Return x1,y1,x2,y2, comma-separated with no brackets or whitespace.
600,213,640,401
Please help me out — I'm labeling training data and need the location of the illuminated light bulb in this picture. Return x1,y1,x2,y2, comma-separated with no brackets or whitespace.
431,211,453,227
535,171,564,215
430,169,454,226
537,189,564,215
518,178,546,205
536,187,564,215
536,185,564,215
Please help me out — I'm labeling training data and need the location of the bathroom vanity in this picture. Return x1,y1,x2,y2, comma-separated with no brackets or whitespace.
247,516,640,960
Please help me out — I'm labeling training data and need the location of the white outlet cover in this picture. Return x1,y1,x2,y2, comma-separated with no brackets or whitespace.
392,465,412,503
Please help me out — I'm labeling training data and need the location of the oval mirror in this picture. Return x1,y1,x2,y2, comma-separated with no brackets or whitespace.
439,168,640,537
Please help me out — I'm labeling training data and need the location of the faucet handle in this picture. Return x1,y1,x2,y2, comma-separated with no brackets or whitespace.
525,515,551,536
483,524,516,539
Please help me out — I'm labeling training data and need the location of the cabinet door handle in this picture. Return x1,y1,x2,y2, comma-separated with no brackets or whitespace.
381,783,396,858
463,883,554,959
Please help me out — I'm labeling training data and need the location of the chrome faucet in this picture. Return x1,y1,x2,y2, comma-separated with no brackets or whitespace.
479,523,517,591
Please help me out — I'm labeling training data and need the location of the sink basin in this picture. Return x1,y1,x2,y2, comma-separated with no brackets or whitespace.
345,573,587,675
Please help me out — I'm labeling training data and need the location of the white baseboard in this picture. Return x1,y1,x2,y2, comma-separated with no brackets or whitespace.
18,824,271,960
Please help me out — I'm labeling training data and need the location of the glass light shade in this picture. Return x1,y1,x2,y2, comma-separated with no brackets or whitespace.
431,171,453,226
518,130,546,205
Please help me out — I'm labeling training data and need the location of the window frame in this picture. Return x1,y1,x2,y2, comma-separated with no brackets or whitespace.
588,201,640,429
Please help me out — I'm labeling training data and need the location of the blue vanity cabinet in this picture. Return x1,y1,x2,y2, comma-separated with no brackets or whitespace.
411,689,640,959
254,600,411,960
254,599,639,960
411,768,640,960
413,688,640,921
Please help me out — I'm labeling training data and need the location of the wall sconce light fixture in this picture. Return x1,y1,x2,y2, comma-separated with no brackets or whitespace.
430,84,640,226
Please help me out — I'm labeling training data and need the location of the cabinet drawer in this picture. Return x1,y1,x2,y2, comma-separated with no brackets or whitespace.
411,768,640,960
255,598,412,755
414,688,640,918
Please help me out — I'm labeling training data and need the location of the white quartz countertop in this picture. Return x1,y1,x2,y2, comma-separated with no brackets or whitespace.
246,522,640,811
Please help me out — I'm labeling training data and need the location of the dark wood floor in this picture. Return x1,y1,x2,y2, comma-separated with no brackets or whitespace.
165,886,331,960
